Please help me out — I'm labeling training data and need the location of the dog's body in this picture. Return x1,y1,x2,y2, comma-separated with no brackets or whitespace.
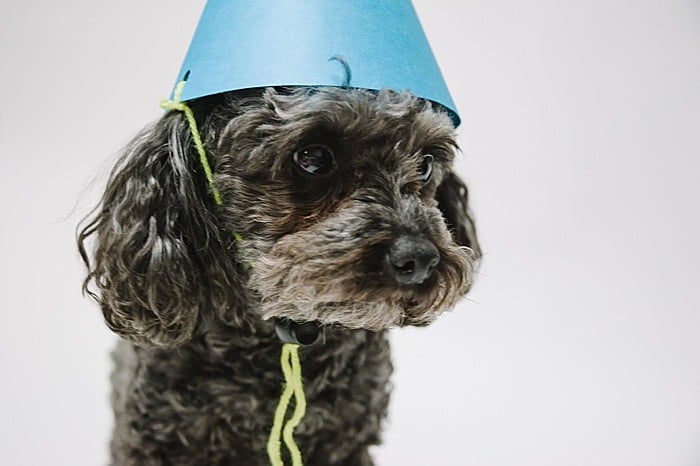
79,88,479,465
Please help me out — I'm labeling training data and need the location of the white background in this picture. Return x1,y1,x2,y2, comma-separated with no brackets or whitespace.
1,1,699,465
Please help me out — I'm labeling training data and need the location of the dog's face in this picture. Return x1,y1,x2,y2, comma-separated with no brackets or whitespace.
211,88,477,329
79,87,479,346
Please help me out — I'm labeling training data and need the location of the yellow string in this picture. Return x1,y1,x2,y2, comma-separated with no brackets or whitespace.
282,344,306,466
267,343,306,466
159,80,223,206
161,80,305,464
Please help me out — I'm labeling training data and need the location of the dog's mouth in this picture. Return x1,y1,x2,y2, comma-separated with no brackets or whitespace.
249,242,474,331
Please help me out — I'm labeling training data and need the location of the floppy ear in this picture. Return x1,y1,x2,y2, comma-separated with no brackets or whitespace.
436,171,481,260
78,111,242,347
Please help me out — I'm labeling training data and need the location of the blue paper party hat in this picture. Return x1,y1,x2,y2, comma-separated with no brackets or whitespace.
171,0,460,126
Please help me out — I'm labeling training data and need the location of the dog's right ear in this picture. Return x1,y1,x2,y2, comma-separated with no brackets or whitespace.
78,111,242,347
435,171,481,260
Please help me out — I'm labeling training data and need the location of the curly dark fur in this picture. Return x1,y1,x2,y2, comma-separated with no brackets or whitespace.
78,87,480,465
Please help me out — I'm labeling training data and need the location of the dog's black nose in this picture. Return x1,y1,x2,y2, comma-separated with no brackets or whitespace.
385,235,440,285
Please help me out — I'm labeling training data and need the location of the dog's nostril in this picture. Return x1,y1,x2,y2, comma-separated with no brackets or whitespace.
394,259,416,275
386,235,440,286
426,261,438,274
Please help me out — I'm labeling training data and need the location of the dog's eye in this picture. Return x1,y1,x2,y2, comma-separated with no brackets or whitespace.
293,145,336,176
419,154,434,183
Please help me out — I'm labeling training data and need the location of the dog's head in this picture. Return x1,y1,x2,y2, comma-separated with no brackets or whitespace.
79,87,479,347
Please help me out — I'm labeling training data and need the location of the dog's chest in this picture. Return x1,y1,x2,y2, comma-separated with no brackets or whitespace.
111,329,392,464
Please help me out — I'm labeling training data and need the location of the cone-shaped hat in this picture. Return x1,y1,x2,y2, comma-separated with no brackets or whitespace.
172,0,460,126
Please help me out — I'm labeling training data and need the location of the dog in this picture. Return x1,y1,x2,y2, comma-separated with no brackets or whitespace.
78,86,480,465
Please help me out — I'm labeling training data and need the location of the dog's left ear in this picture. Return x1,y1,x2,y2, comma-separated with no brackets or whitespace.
436,171,481,259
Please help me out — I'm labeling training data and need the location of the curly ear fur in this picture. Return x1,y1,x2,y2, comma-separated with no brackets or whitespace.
436,171,481,260
78,111,244,347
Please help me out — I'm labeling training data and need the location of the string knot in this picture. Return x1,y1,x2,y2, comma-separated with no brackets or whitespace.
159,98,187,112
159,79,188,111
